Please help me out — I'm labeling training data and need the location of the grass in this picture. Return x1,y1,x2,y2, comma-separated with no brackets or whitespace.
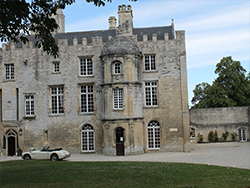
0,160,249,188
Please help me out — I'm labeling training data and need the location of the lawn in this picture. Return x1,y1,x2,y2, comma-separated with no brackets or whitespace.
0,160,249,188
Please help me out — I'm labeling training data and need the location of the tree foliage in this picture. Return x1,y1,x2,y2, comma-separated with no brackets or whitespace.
192,56,250,108
0,0,137,57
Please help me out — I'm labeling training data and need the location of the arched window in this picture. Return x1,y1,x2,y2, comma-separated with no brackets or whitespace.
147,121,160,149
190,128,195,139
238,128,247,142
113,62,121,74
81,124,95,152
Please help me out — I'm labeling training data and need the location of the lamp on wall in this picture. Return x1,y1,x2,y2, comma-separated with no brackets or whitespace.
19,128,23,136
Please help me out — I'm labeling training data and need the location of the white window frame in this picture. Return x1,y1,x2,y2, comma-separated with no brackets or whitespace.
144,54,156,71
80,85,94,113
190,128,196,139
53,62,60,73
80,58,93,76
81,124,95,152
238,128,247,142
5,64,14,79
25,95,35,117
114,62,121,74
50,86,64,115
147,121,161,149
113,88,123,109
145,81,158,107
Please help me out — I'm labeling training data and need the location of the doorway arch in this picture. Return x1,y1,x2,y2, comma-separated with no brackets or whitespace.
116,127,125,156
5,129,18,156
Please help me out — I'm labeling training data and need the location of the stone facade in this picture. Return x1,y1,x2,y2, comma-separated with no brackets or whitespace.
0,5,190,156
190,107,250,142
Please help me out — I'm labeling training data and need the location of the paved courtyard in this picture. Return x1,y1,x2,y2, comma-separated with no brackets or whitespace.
1,142,249,169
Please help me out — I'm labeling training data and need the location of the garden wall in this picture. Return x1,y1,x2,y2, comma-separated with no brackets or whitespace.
189,107,250,143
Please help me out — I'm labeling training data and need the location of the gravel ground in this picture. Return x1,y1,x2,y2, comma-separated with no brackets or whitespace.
1,142,249,169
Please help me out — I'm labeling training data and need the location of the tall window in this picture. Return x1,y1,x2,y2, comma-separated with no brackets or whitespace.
51,86,64,115
145,55,156,71
147,121,160,149
238,128,247,142
113,88,123,109
80,58,93,76
145,82,158,106
114,62,121,74
5,64,14,79
82,124,95,152
25,95,35,116
80,85,94,113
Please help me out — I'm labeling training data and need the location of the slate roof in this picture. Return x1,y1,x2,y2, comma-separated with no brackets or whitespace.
14,25,173,48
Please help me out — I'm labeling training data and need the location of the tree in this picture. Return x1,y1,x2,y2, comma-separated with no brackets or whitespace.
192,56,250,108
0,0,137,57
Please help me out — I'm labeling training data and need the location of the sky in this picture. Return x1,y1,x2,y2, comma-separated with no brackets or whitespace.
63,0,250,106
2,0,250,106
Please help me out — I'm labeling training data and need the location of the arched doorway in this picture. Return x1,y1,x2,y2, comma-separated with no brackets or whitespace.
116,127,124,156
5,129,18,156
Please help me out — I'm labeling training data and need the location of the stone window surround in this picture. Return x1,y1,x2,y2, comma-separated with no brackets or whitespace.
24,93,36,119
144,80,158,107
4,63,15,80
52,61,60,74
113,87,123,110
143,53,157,72
79,56,94,77
79,84,95,114
49,85,64,116
147,120,161,149
81,124,95,152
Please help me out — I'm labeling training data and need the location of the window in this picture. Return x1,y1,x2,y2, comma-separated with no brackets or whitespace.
147,121,160,149
25,95,35,116
80,58,93,76
53,62,60,73
51,86,64,115
80,85,94,113
113,88,123,109
238,128,247,142
5,64,14,79
82,124,95,152
145,82,158,106
145,55,156,71
190,128,195,139
114,62,121,74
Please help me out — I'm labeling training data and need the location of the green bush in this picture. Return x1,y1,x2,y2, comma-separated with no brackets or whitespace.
222,131,229,141
214,131,219,142
208,131,215,142
231,132,238,141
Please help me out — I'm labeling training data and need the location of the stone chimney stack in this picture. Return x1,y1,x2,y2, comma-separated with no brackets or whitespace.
117,5,133,36
53,8,65,33
109,16,117,30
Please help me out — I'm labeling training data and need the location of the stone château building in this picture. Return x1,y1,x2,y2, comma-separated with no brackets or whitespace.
0,5,190,156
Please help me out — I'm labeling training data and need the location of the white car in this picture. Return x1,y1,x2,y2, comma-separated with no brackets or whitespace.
22,146,71,161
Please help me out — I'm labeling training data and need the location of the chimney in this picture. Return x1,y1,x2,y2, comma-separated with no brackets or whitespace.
109,16,117,30
117,5,133,36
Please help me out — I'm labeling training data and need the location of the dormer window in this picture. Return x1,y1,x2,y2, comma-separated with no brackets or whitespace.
114,62,121,74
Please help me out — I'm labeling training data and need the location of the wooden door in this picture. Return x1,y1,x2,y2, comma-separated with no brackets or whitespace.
116,128,124,156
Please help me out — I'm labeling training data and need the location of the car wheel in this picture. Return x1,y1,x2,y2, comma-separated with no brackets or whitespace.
24,154,31,160
51,154,58,161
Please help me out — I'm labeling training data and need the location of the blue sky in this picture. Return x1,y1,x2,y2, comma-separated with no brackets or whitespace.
2,0,249,106
63,0,250,106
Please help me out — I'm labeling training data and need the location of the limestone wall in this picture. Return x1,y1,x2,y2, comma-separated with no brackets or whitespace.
190,107,250,142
